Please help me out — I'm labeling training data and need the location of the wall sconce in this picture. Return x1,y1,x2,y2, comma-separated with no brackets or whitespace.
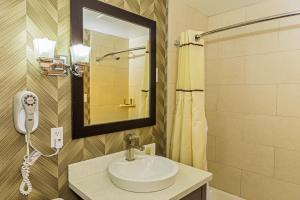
33,38,91,77
70,44,91,77
33,38,69,76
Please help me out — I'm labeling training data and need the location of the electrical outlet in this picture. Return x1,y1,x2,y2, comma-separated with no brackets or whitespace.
51,127,63,149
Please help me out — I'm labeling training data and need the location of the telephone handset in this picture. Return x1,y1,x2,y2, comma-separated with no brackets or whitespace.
14,91,38,134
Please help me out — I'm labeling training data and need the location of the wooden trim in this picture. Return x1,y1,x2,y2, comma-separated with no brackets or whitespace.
71,0,156,139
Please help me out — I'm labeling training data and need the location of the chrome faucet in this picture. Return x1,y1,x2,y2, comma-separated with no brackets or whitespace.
124,133,145,161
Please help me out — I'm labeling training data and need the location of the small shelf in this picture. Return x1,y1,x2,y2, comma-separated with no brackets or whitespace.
119,104,136,108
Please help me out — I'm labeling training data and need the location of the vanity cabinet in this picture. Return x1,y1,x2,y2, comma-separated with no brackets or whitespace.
74,184,207,200
68,151,212,200
181,185,207,200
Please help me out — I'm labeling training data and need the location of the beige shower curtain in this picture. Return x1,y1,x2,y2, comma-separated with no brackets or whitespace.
170,30,207,170
139,44,149,118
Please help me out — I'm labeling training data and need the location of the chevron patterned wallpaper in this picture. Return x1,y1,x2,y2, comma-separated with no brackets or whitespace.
0,0,167,199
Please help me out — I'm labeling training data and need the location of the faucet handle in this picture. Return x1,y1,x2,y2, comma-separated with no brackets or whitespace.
124,133,145,161
124,133,139,146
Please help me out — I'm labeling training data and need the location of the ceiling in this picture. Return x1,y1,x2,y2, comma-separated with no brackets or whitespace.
185,0,265,16
83,8,149,39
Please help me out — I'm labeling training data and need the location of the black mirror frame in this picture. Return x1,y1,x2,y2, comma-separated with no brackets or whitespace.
71,0,156,139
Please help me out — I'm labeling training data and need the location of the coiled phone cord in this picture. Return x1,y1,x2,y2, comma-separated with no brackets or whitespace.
19,131,60,195
19,133,32,195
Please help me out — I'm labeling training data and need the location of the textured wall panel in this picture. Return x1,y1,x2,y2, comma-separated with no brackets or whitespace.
0,0,167,199
26,0,59,199
0,0,31,199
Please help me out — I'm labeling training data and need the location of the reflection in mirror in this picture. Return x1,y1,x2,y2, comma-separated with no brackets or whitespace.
83,8,150,126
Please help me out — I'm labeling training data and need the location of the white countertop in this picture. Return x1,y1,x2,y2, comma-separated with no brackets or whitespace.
68,151,212,200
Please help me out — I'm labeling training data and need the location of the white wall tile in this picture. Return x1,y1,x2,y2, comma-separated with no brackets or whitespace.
218,57,245,84
215,137,274,176
277,84,300,117
275,148,300,185
241,171,300,200
209,112,244,141
206,0,300,199
167,50,178,84
244,22,279,55
167,83,176,115
245,53,281,84
279,15,300,51
277,50,300,83
206,42,220,60
208,161,242,196
208,8,246,31
215,137,243,168
207,135,216,161
205,86,219,112
206,59,220,85
241,142,274,177
245,0,282,20
278,0,300,13
218,85,277,115
219,37,247,58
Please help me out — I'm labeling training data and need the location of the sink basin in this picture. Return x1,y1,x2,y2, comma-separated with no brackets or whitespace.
108,155,179,193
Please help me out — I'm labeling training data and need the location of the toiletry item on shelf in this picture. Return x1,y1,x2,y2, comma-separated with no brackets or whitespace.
120,98,136,108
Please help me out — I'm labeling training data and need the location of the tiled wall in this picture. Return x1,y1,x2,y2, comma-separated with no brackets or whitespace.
166,0,208,156
89,31,129,124
206,0,300,199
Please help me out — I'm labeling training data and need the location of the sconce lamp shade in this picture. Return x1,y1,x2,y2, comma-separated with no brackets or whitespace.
70,44,91,63
33,38,56,59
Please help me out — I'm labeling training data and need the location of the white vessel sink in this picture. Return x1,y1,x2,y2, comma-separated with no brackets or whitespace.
108,155,179,193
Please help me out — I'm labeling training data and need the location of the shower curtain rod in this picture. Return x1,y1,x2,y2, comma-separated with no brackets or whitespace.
96,46,146,62
175,10,300,46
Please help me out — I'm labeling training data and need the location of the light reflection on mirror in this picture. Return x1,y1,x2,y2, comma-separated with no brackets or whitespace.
83,8,150,126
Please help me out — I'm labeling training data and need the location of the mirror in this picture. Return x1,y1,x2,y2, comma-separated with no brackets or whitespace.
83,8,150,125
71,0,156,138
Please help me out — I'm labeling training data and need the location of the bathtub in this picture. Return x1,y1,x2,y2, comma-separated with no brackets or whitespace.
208,187,246,200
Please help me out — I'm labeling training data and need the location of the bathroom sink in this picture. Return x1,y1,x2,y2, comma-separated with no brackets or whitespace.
108,155,179,192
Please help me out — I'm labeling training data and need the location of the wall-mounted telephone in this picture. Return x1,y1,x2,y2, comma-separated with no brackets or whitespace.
14,91,39,134
14,91,61,196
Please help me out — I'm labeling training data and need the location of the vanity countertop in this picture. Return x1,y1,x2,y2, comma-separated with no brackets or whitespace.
68,151,212,200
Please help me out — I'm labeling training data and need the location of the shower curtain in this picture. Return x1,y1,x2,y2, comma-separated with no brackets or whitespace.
170,30,207,170
139,43,149,118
